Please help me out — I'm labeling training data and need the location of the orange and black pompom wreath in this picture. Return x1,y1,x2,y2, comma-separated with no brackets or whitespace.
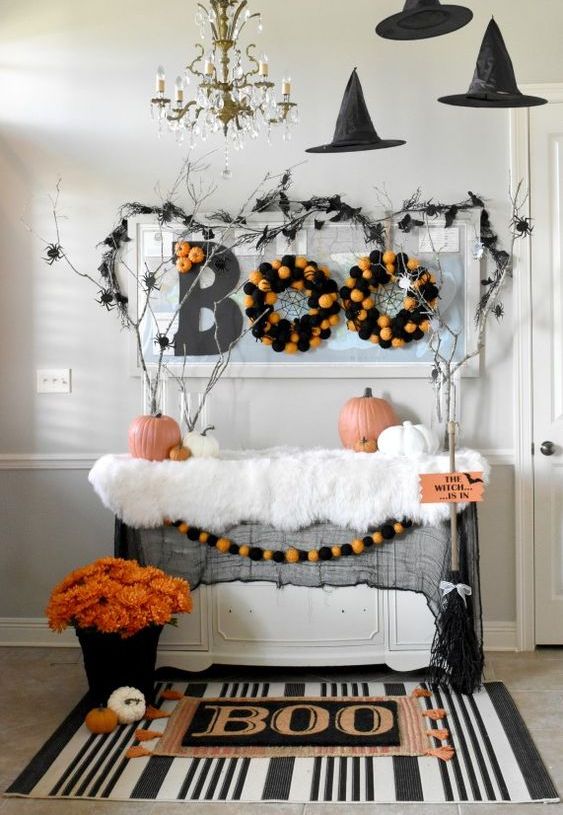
340,250,439,349
244,255,341,353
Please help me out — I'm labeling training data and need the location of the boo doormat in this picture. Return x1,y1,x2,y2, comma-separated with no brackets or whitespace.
5,679,559,804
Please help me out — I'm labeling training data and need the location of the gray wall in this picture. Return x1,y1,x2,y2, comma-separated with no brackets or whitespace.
2,0,561,624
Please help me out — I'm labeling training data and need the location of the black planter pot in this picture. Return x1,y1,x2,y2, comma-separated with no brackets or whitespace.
76,625,162,706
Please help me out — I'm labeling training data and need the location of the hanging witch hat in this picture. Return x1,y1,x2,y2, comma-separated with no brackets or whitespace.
439,18,547,108
306,69,405,153
376,0,473,41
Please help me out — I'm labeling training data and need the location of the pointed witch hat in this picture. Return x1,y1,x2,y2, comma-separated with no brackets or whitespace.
306,69,406,153
439,18,547,108
376,0,473,41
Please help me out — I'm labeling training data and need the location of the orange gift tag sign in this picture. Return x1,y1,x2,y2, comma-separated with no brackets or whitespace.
419,472,485,504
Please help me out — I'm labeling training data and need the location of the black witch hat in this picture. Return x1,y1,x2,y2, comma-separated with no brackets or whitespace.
439,18,548,108
306,69,405,154
376,0,473,41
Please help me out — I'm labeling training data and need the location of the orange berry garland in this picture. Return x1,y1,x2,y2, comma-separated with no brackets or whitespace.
245,255,341,353
340,250,439,349
164,517,414,563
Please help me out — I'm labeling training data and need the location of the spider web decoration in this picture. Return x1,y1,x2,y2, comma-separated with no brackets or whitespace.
278,288,309,321
372,281,406,317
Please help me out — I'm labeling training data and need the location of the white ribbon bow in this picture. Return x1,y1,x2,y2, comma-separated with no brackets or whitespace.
439,580,472,606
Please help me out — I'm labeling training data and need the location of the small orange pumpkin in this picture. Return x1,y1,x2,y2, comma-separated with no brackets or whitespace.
128,414,181,461
169,445,191,462
353,437,377,453
338,388,400,450
175,241,191,258
188,246,206,264
176,257,193,274
85,707,118,734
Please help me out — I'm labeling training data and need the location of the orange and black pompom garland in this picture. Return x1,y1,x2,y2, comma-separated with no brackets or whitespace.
165,517,414,563
245,255,341,354
340,250,439,349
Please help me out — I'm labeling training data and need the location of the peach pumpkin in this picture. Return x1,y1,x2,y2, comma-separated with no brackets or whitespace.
338,387,399,450
128,413,181,461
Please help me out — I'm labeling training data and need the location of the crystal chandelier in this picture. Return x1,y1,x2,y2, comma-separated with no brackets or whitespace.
150,0,299,178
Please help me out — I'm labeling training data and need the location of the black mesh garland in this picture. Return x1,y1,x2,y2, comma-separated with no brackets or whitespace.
115,508,483,691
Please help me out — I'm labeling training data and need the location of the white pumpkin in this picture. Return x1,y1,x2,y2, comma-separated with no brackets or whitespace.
107,686,146,724
377,421,440,457
183,426,220,458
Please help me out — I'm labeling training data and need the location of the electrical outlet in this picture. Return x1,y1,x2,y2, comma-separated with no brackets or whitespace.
36,369,72,394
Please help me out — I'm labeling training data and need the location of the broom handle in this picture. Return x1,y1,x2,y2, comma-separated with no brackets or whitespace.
448,420,459,572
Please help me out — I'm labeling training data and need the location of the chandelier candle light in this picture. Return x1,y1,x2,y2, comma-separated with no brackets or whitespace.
150,0,299,178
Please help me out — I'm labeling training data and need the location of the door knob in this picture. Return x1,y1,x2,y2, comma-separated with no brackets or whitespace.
540,441,556,456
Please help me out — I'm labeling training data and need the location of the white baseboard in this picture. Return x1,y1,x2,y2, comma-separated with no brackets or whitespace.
483,621,518,652
0,617,521,652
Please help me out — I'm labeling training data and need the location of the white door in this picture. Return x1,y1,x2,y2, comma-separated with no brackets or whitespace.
530,91,563,643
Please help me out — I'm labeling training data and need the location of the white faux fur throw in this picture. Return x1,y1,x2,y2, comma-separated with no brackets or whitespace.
88,447,489,533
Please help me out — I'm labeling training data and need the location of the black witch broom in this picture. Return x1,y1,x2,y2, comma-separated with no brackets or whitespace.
427,421,484,694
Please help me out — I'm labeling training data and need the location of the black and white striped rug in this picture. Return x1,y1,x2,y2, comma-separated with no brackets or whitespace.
6,679,559,804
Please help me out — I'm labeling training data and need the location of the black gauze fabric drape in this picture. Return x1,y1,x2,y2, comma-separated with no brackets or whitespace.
115,507,483,691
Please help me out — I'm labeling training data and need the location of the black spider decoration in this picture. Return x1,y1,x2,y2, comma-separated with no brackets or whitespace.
95,288,116,310
143,271,159,291
43,243,64,265
154,333,173,351
493,304,505,320
511,215,533,237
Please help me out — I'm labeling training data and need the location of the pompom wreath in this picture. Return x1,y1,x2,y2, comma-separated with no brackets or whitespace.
245,255,341,354
340,250,439,349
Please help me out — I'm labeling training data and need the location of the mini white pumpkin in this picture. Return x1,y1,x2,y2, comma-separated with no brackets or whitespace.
377,420,440,457
107,686,146,724
183,426,220,458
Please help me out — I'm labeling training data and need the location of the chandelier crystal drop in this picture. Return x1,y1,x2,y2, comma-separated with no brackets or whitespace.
150,0,299,178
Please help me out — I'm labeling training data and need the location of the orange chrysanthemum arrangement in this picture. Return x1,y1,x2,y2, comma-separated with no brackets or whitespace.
46,557,192,639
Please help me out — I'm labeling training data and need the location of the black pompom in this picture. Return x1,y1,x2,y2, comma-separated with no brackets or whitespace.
273,551,285,563
363,536,374,548
413,329,424,340
325,279,338,293
293,267,304,281
272,340,285,352
207,533,218,546
320,328,331,340
341,544,353,557
308,295,319,308
281,255,295,267
349,266,361,279
329,302,341,316
319,546,332,561
251,326,265,339
313,271,325,285
403,519,413,528
298,339,310,352
340,287,351,300
379,339,392,349
187,527,201,541
395,252,409,270
310,314,322,327
243,282,256,294
270,279,285,293
300,315,312,327
259,262,273,274
381,524,396,540
298,550,308,561
370,249,382,263
358,326,372,341
245,307,258,318
278,319,291,333
172,520,182,528
249,547,263,561
229,543,240,555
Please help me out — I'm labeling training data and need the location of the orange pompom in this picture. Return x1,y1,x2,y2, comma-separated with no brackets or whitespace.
380,327,393,341
319,294,333,309
331,546,342,558
310,336,322,348
308,550,320,563
383,250,396,265
239,545,250,557
249,270,262,285
357,257,371,271
278,265,292,279
372,531,384,545
216,538,231,553
351,539,365,555
285,548,300,563
407,258,420,271
285,342,298,354
377,315,391,328
262,550,274,561
178,523,189,534
350,289,364,303
295,256,308,269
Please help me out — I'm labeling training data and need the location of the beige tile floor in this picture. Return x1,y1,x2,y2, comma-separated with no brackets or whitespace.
1,647,562,814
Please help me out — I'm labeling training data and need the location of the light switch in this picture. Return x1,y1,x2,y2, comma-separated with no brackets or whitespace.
37,369,72,394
